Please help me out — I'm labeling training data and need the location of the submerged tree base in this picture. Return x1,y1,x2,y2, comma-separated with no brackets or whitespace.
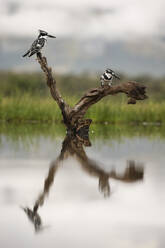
36,52,148,133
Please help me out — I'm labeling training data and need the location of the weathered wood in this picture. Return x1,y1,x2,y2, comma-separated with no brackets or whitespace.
70,82,147,126
36,52,148,132
36,52,71,126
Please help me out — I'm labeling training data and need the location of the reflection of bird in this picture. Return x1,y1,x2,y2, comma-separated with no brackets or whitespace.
22,30,56,57
21,206,42,232
22,133,144,230
100,68,120,87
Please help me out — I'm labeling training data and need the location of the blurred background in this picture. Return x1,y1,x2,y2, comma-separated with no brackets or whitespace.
1,0,165,74
0,0,165,116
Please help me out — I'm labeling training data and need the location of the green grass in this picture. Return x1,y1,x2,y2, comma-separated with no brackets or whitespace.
0,123,165,147
1,71,165,101
0,95,61,122
0,95,165,124
86,100,165,124
0,71,165,124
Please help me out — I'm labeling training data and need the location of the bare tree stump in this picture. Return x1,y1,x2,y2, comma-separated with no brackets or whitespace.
36,52,148,133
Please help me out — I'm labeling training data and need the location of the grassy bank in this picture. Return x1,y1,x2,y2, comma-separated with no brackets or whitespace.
0,71,165,100
1,123,165,144
0,95,165,124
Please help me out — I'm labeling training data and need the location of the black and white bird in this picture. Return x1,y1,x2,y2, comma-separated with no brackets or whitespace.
100,68,120,87
22,30,56,57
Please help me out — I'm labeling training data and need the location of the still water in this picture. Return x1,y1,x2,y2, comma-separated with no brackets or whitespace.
0,124,165,248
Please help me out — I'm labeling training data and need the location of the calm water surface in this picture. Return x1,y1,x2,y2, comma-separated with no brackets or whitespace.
0,124,165,248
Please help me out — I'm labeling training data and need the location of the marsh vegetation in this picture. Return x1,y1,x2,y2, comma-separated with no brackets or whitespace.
0,71,164,124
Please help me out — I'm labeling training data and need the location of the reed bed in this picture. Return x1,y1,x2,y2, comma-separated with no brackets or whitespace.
0,95,165,124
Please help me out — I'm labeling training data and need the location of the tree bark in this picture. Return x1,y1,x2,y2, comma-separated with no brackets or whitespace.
37,52,147,133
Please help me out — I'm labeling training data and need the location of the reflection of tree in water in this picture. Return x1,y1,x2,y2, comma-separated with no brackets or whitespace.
21,133,144,232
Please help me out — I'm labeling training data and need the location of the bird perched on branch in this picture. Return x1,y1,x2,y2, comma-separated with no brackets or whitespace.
22,30,56,57
100,68,120,87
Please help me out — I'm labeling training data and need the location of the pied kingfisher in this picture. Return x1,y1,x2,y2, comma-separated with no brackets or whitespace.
100,68,120,87
22,30,56,57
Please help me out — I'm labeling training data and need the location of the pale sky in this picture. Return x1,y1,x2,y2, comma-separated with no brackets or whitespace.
1,0,165,75
1,0,165,41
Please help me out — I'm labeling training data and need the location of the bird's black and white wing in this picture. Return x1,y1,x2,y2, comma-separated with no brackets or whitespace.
28,38,45,57
100,71,113,86
103,72,112,81
23,38,46,57
100,75,105,86
100,75,104,81
22,30,56,58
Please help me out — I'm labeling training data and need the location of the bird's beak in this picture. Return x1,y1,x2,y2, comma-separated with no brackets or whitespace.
114,74,120,80
47,34,56,38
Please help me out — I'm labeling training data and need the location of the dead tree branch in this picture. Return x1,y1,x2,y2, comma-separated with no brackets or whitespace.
37,53,71,125
36,52,148,132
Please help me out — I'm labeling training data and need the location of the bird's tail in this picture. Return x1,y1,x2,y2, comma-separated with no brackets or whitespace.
22,50,30,57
